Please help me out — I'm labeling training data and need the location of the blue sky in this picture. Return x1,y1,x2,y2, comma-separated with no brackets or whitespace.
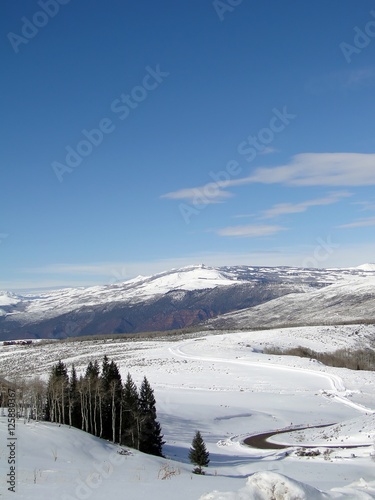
1,0,375,290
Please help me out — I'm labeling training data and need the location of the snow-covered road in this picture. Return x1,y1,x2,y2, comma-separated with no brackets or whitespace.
169,337,374,415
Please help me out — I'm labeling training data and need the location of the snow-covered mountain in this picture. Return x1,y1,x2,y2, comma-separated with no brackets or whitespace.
208,273,375,330
1,264,375,340
0,291,21,307
354,263,375,271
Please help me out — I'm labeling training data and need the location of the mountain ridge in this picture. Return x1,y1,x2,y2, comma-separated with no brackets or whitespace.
1,264,374,340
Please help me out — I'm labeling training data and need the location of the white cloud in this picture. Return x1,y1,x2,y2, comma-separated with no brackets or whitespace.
338,216,375,228
161,186,232,204
216,224,286,238
246,153,375,187
258,146,278,155
233,213,257,219
161,153,375,205
260,191,351,219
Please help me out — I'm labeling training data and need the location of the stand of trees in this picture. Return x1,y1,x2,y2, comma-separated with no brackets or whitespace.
45,356,164,457
263,346,375,371
0,375,46,420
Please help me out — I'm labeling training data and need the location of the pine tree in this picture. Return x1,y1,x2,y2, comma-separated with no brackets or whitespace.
100,357,122,441
189,431,210,474
138,377,164,456
108,360,122,443
100,355,112,440
68,364,81,429
122,373,139,448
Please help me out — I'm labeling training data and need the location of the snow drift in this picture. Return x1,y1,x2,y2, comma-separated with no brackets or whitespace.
201,471,375,499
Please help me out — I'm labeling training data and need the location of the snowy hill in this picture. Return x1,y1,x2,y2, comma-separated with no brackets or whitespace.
208,275,375,330
1,326,375,498
1,264,375,340
355,263,375,272
0,291,21,307
2,418,374,499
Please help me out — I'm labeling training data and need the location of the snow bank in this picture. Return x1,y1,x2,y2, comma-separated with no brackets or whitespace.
200,472,328,499
200,471,375,499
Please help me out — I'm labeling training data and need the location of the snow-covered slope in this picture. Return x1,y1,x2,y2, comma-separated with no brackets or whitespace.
1,326,375,499
2,417,374,500
1,265,242,321
0,291,21,306
209,275,375,330
355,263,375,272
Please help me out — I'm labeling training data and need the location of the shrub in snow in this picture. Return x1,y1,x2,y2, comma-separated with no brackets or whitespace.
117,448,133,455
157,463,181,480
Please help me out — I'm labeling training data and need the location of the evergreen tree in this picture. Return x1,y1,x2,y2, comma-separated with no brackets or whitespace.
100,357,122,441
189,431,210,474
108,360,122,443
68,364,81,428
85,360,100,378
101,355,110,383
138,377,164,456
122,373,139,448
100,355,112,439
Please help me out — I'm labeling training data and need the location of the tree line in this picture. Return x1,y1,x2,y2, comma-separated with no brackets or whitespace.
263,346,375,371
45,356,164,456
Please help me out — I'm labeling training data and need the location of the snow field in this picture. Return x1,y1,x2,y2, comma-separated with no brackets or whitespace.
1,324,375,498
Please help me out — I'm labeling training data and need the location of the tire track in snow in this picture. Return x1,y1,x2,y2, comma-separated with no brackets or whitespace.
169,339,374,415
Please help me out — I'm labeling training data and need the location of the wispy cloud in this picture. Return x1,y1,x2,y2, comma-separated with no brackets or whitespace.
233,213,257,219
246,153,375,187
216,224,286,238
24,263,120,276
161,186,232,204
162,153,375,204
352,200,375,212
338,216,375,229
260,191,352,219
259,146,278,155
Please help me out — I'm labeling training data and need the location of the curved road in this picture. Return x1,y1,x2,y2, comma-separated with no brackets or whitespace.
243,424,332,450
243,424,371,450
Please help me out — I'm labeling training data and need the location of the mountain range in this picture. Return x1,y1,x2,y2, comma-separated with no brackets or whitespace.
0,263,374,340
